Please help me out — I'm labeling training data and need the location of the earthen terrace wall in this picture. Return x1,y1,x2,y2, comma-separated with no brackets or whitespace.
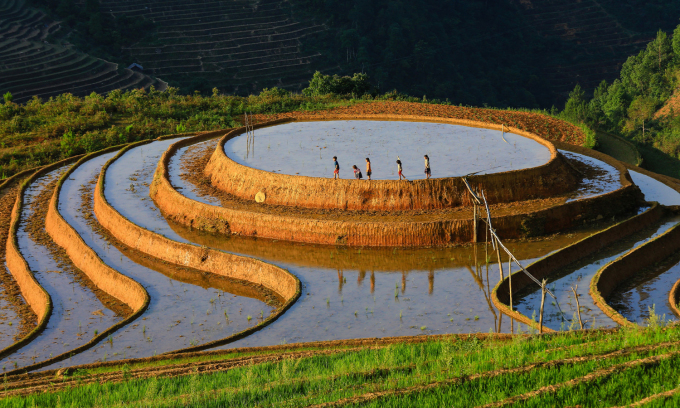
152,135,642,247
94,138,301,352
2,157,82,360
492,203,664,331
204,116,581,211
590,209,680,327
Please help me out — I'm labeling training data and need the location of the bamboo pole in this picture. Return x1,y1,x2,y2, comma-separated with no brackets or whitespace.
571,285,584,330
539,279,547,334
508,259,512,312
495,236,504,283
473,204,478,243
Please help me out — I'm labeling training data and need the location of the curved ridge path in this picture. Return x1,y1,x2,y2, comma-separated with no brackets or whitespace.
39,150,275,368
0,168,122,371
147,137,616,347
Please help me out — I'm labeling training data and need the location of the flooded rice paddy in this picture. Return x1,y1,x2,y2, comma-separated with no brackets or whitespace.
224,121,552,180
3,124,680,370
1,168,123,370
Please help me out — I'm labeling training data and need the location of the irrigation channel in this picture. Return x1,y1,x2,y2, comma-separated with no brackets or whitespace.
2,120,680,370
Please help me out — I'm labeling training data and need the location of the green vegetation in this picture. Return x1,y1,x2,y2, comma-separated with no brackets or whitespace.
0,88,353,177
5,321,680,407
561,25,680,177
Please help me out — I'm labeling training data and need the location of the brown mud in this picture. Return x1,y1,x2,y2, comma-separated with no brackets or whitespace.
246,101,588,146
79,174,283,307
27,177,132,318
181,138,609,223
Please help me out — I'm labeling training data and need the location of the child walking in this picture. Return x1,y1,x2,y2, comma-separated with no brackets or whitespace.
333,156,340,179
365,158,372,180
397,157,407,181
424,154,431,180
353,165,363,180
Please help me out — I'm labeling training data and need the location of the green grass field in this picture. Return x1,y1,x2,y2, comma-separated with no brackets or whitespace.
4,318,680,407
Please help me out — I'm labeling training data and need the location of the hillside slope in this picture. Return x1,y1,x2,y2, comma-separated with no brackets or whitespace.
101,0,329,94
0,0,166,103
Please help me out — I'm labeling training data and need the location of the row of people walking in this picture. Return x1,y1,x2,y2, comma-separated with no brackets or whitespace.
332,155,431,180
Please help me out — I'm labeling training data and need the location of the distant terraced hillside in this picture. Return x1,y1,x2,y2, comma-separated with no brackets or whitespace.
514,0,652,98
0,0,166,103
101,0,328,94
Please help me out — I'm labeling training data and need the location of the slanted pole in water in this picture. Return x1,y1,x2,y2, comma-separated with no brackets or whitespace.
539,279,547,334
572,285,584,330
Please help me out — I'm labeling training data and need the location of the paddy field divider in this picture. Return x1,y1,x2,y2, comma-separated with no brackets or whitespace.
2,156,82,362
591,206,680,326
204,115,581,211
94,133,301,354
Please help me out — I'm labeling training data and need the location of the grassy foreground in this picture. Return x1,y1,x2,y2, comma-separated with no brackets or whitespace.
3,322,680,407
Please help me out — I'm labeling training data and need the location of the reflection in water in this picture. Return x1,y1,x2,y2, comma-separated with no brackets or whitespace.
162,216,613,348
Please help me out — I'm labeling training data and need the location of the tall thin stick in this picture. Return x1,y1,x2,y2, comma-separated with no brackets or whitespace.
539,279,547,334
473,204,478,243
508,259,512,312
571,285,584,330
495,236,504,283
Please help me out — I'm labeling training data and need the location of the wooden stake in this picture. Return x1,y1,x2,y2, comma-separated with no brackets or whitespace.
508,259,512,312
473,204,478,243
495,237,504,283
571,285,584,330
539,279,547,334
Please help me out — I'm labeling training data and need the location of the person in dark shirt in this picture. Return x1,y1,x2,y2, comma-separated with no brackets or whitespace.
424,155,431,179
333,156,340,179
353,165,363,180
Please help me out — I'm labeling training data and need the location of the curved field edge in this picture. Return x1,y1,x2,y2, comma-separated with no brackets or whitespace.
0,156,85,362
153,127,638,247
3,325,680,406
490,142,654,331
204,115,578,211
0,146,157,375
94,135,302,354
0,166,48,360
590,211,680,327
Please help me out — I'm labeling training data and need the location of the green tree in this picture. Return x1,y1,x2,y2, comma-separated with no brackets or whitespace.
625,96,657,140
673,24,680,61
3,92,12,104
563,84,588,122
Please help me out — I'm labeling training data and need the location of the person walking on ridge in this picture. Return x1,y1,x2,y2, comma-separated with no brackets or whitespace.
424,154,431,180
397,157,407,181
365,158,372,181
333,156,340,179
353,165,363,180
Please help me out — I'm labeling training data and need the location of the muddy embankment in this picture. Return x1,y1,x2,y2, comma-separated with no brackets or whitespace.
591,207,680,326
492,202,665,331
204,116,581,211
2,157,85,360
151,129,642,247
94,138,301,353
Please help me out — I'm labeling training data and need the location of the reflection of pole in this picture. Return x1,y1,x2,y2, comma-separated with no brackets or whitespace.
401,271,406,294
357,270,366,286
495,237,504,283
370,271,375,294
338,269,344,293
428,270,434,295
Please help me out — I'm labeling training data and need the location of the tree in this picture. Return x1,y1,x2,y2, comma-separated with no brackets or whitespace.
563,84,588,122
626,96,657,140
3,92,12,104
673,23,680,61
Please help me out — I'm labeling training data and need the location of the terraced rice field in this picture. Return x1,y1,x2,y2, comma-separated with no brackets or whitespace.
0,0,166,103
0,106,679,408
101,0,328,93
